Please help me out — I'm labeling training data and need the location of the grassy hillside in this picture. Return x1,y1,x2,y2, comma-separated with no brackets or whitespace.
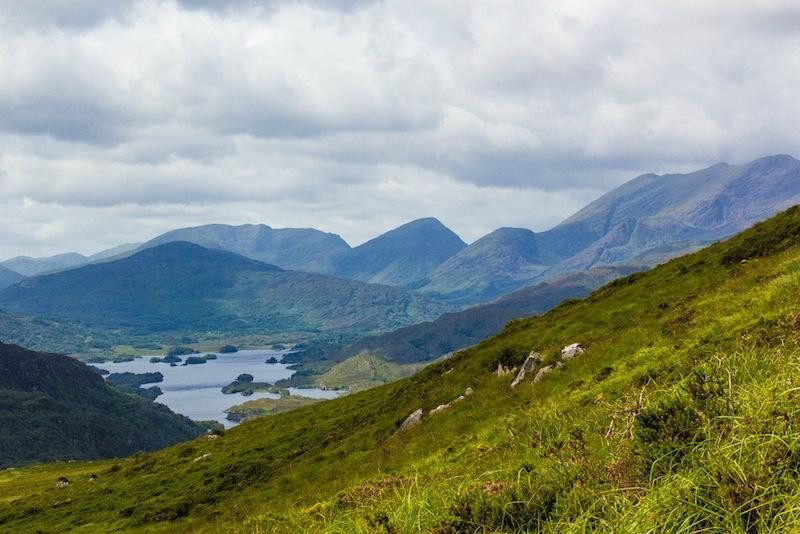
0,343,203,468
4,206,800,531
0,242,450,336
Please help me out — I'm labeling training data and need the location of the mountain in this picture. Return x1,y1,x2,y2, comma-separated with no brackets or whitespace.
0,242,449,335
0,342,202,468
140,223,350,270
4,205,800,531
311,266,634,365
0,265,23,290
417,154,800,305
417,227,548,305
87,242,142,262
316,217,467,287
0,252,88,277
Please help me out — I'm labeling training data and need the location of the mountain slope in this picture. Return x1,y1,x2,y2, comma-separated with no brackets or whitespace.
0,265,23,290
318,217,467,287
0,242,449,335
0,252,88,277
0,342,202,468
419,154,800,305
318,266,634,365
4,206,800,531
141,223,350,270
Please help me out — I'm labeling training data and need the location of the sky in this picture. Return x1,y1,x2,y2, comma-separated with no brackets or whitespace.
1,0,799,259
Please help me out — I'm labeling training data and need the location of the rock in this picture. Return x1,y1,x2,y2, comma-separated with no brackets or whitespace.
452,395,466,403
430,403,450,415
511,352,541,388
56,477,70,489
533,362,562,383
443,368,454,375
207,433,219,441
561,343,585,360
89,474,98,482
397,409,423,432
496,364,516,377
192,453,211,463
465,387,474,396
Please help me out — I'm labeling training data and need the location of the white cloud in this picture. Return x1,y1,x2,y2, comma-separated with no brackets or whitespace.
1,0,799,257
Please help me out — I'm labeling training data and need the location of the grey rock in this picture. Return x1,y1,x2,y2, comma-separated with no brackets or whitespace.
511,352,542,388
465,386,474,396
430,403,450,415
561,343,585,360
397,409,423,432
533,362,563,383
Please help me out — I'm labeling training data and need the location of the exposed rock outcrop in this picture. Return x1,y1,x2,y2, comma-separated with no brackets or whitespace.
397,409,423,432
561,343,585,360
533,362,563,383
56,477,70,489
465,386,474,396
430,404,450,415
496,364,516,377
511,352,541,388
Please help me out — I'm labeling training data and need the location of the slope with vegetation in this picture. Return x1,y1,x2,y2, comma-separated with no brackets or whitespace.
3,206,800,531
0,343,202,469
0,241,450,336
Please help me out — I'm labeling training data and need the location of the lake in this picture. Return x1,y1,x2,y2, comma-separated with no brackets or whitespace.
93,348,339,426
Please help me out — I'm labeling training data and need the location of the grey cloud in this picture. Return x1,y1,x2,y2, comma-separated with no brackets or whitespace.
0,0,136,30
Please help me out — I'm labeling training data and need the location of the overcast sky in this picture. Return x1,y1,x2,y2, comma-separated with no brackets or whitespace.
1,0,799,258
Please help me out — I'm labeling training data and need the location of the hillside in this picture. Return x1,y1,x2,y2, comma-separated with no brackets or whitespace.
0,265,23,290
0,241,449,336
140,223,350,270
3,206,800,531
314,217,467,287
419,154,800,305
0,252,88,277
0,342,202,468
296,267,633,367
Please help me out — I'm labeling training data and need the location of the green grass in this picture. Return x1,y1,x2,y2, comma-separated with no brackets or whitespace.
4,206,800,532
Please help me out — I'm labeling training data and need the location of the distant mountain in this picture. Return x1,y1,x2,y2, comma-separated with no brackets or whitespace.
0,265,23,290
88,242,142,262
317,218,467,286
297,267,632,366
417,227,548,306
0,242,449,335
1,252,88,276
418,154,800,305
0,342,202,468
140,223,350,270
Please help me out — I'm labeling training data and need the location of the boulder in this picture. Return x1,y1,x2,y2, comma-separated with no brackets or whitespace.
452,395,466,403
511,352,541,388
496,364,516,377
465,386,474,396
533,362,562,383
207,433,220,441
397,409,423,432
561,343,585,360
193,453,211,463
56,477,70,489
430,403,450,415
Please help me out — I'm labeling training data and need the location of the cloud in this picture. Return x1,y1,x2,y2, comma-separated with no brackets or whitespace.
1,0,800,257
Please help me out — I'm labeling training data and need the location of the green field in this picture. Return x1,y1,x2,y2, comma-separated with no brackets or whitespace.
3,206,800,532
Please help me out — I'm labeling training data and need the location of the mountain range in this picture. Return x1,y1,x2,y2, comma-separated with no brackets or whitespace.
0,265,23,290
413,154,800,304
0,342,202,468
0,242,449,335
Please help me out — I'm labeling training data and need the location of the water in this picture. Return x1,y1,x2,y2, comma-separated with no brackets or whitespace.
93,348,340,427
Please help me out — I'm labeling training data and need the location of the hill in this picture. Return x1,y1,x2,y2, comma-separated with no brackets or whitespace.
140,223,350,270
315,218,467,287
0,241,449,336
307,266,634,366
3,206,800,530
0,265,23,290
419,154,800,305
0,342,202,468
0,252,88,277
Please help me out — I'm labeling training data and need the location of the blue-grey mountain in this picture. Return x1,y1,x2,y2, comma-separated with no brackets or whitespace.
418,154,800,305
0,265,23,290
